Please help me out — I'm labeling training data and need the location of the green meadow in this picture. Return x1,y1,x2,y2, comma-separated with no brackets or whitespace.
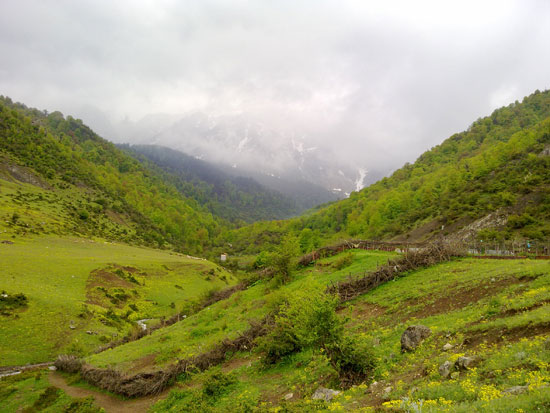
0,236,235,366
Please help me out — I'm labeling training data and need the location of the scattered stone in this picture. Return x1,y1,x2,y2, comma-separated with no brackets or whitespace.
401,325,432,352
368,381,380,393
504,385,528,395
312,387,341,402
450,372,460,380
284,393,293,400
48,366,57,371
515,351,527,360
383,386,393,396
439,361,453,378
539,145,550,157
69,325,76,330
442,343,454,351
455,356,475,370
491,277,496,282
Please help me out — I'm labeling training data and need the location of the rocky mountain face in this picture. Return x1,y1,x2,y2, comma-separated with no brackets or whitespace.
112,112,379,198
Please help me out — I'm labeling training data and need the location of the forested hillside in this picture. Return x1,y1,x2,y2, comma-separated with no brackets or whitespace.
225,90,550,254
0,96,227,253
121,144,300,223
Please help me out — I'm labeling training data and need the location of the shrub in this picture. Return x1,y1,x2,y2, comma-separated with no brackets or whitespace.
253,251,272,269
63,396,104,413
202,369,236,399
332,252,354,270
257,287,342,364
325,337,376,387
22,386,61,412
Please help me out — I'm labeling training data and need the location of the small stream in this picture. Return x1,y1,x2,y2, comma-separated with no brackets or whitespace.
136,319,151,331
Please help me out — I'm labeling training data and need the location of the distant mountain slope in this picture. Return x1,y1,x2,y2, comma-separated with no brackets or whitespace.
0,96,227,253
113,111,372,195
227,89,550,253
120,144,301,222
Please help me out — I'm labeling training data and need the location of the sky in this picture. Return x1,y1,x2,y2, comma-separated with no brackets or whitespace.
1,0,549,173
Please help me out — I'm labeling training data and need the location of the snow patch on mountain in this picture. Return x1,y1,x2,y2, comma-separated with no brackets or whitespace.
355,168,368,192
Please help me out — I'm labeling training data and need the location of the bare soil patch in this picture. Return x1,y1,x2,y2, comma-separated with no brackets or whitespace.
463,322,550,348
85,267,135,306
403,277,525,320
343,302,387,324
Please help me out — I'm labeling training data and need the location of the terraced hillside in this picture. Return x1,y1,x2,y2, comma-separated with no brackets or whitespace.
3,248,547,412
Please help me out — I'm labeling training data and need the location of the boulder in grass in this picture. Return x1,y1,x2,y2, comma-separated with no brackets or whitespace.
439,361,453,378
312,387,340,401
401,325,432,352
504,385,528,395
455,356,475,370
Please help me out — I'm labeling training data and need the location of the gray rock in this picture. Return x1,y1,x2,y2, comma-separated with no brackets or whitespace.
284,393,293,400
455,356,475,370
504,385,528,395
515,351,527,360
312,387,341,402
450,372,460,380
442,343,454,351
439,361,453,378
401,325,432,352
48,366,57,371
383,386,392,396
368,381,380,393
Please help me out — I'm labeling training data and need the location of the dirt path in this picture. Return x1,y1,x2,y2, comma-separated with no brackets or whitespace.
48,371,165,413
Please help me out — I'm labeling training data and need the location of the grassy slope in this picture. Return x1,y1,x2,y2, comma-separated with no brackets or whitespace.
140,252,550,412
85,250,396,372
0,370,104,413
0,236,236,367
0,96,228,253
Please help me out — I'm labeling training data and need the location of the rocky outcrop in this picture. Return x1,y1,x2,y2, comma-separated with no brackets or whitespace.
401,325,432,352
439,361,453,378
312,387,341,402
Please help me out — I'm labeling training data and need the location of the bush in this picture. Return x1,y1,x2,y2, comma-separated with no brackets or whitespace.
202,369,236,399
253,251,272,269
332,252,354,270
22,386,60,412
63,396,104,413
257,287,342,364
325,337,376,387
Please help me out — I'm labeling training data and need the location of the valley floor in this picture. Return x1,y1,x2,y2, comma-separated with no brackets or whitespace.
1,246,550,412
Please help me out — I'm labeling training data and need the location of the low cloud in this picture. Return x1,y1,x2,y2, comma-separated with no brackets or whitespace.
1,0,549,172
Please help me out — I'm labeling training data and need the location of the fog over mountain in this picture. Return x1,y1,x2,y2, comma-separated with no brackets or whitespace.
1,1,549,193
